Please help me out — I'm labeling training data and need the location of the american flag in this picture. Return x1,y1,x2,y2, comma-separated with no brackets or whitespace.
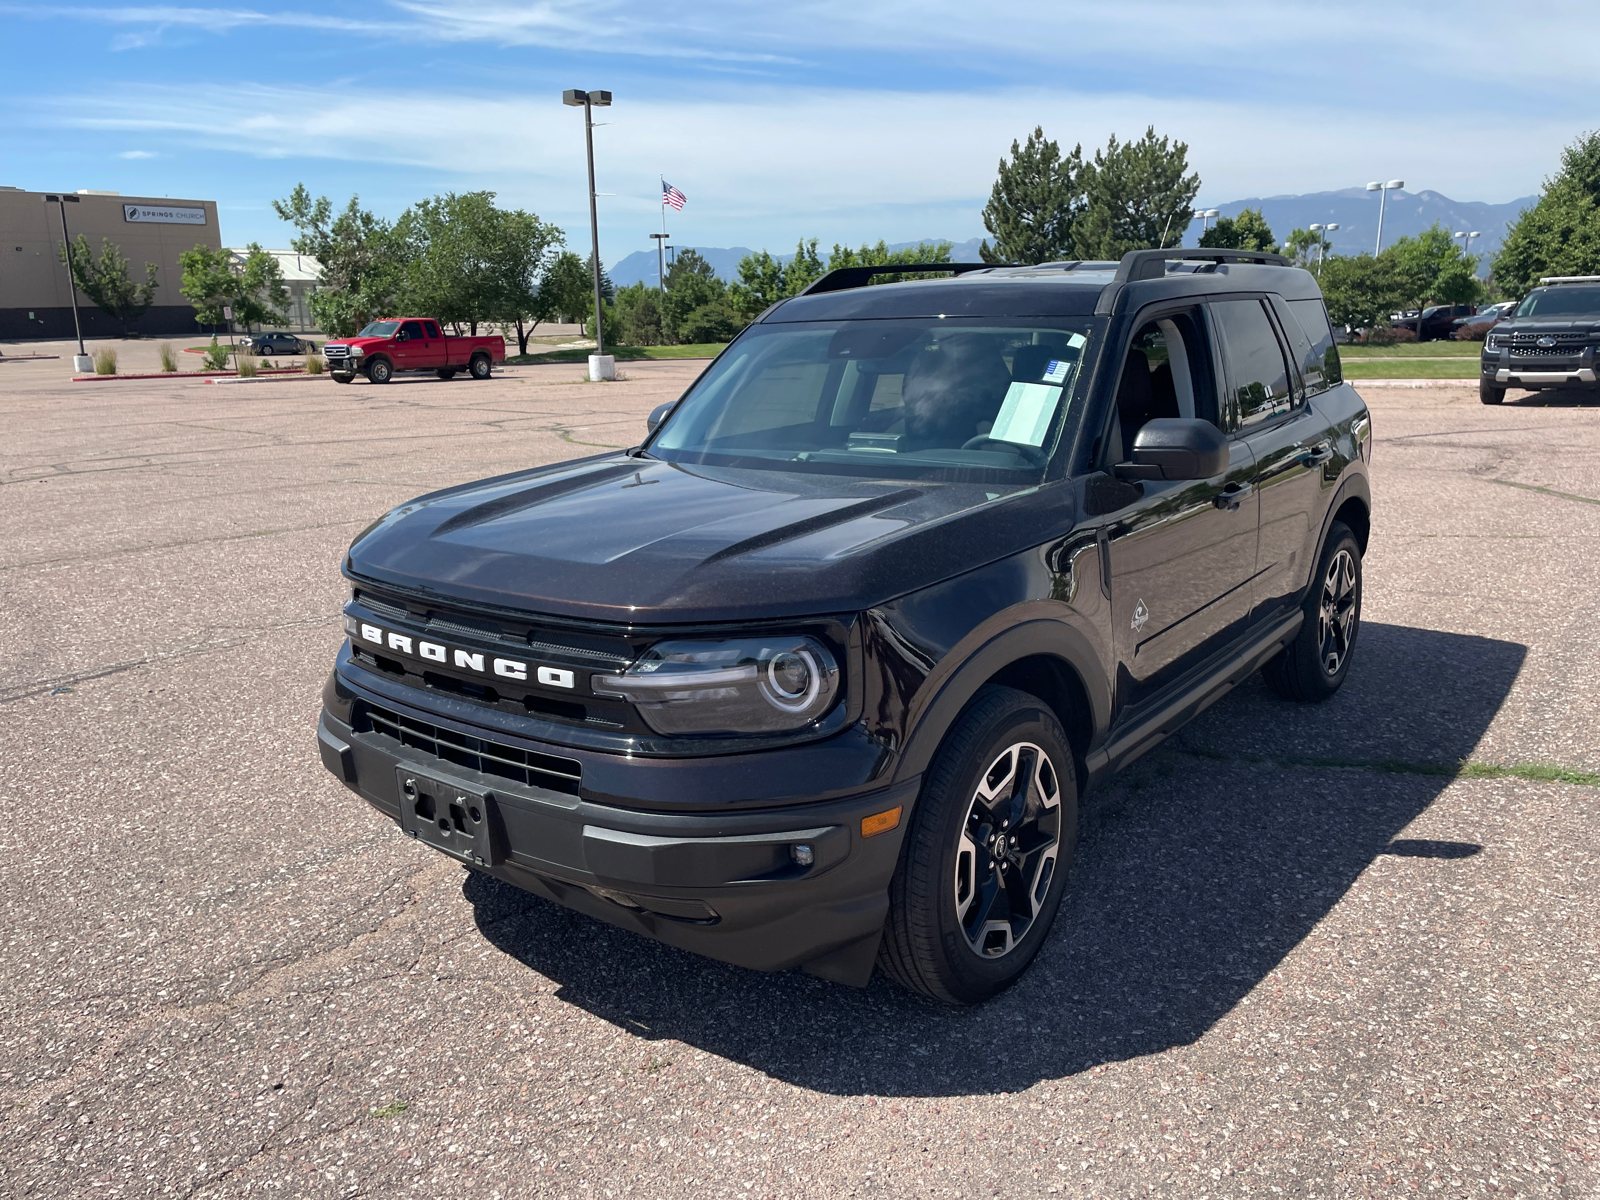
662,180,686,211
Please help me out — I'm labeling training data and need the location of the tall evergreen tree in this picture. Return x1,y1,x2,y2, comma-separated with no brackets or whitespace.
1493,130,1600,298
979,127,1085,265
1073,127,1201,260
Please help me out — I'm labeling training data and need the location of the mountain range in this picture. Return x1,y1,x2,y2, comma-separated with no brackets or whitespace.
607,189,1535,286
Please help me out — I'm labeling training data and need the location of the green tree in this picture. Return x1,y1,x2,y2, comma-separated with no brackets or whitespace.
825,238,953,283
1073,127,1201,260
537,251,592,324
1198,207,1276,252
610,283,666,346
271,185,404,336
1385,222,1482,310
728,239,826,319
1493,130,1600,298
1318,253,1410,333
1282,227,1321,268
980,127,1086,265
178,243,288,329
57,236,160,333
661,250,728,343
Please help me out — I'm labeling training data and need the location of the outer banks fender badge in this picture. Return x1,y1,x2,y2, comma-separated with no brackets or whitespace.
1131,598,1150,633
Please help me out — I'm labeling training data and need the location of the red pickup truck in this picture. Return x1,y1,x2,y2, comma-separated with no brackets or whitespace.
322,318,506,384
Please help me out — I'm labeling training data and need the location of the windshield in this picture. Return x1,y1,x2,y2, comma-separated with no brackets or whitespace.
357,320,401,337
1514,287,1600,318
648,318,1095,482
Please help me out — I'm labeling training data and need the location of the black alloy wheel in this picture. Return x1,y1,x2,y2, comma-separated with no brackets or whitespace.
1479,378,1506,405
1263,521,1362,702
469,354,492,380
880,686,1078,1005
367,358,392,384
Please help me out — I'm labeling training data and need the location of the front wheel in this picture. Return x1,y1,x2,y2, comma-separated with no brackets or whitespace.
1262,521,1362,702
469,354,492,380
1479,378,1505,405
366,358,392,384
331,372,353,384
879,686,1078,1005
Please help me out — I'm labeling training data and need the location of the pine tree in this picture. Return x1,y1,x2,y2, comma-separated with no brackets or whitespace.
1073,127,1201,260
979,127,1085,265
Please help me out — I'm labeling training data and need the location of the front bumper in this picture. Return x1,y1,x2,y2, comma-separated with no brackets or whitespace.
316,684,916,987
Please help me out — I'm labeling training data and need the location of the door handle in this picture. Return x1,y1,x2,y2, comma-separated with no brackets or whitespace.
1299,442,1334,467
1213,481,1254,511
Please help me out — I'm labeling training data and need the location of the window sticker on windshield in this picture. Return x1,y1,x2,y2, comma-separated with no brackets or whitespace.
991,382,1060,447
1042,359,1071,385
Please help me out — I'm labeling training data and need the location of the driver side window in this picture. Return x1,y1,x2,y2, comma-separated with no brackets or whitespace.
1110,310,1217,461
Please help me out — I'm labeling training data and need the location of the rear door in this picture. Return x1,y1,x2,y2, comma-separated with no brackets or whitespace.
1103,306,1260,714
418,321,447,369
1212,296,1336,622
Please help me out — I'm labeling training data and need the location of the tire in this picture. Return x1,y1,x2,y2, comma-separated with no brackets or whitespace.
469,354,492,380
436,368,458,381
879,686,1078,1005
1262,521,1362,702
1479,379,1506,405
367,358,392,384
331,373,353,384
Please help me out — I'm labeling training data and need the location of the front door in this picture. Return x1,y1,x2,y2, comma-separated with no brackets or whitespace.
394,320,428,370
1103,309,1261,714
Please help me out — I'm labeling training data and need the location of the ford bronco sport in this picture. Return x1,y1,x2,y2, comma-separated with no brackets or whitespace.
317,248,1373,1004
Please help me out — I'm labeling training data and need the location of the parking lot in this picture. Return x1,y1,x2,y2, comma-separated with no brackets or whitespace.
1,357,1596,1197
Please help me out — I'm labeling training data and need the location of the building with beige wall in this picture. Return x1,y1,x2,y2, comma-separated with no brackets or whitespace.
0,187,221,340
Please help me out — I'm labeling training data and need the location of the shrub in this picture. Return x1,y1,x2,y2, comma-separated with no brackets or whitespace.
202,338,231,371
157,341,178,372
305,352,325,375
676,300,741,345
1362,325,1418,345
1454,320,1496,341
236,349,259,377
92,347,117,375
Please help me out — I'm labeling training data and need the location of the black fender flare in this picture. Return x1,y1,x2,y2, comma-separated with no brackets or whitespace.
890,604,1111,787
1316,469,1371,558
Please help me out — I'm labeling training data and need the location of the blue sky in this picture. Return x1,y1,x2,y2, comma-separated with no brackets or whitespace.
3,1,1596,267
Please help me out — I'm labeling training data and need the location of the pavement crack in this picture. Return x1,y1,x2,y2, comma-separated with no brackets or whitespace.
1485,477,1600,506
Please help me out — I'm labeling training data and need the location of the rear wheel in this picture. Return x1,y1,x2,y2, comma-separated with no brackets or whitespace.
469,353,492,380
1479,378,1506,405
880,686,1078,1005
367,358,392,384
436,368,457,381
1263,521,1362,702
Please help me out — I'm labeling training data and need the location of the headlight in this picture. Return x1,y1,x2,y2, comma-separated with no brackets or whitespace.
594,636,839,735
349,344,364,355
1485,334,1503,350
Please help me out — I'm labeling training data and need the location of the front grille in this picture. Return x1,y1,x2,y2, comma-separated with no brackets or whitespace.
1509,347,1581,362
359,701,582,794
1508,332,1588,346
324,345,349,359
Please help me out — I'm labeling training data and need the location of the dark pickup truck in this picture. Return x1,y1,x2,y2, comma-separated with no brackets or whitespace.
318,249,1372,1004
322,318,505,384
1480,276,1600,404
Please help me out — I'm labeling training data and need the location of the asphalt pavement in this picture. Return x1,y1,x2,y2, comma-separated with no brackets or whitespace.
0,357,1595,1198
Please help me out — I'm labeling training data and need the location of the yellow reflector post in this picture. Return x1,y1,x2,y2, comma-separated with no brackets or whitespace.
860,806,903,838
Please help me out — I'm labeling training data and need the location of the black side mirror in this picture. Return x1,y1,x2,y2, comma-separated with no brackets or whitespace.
1116,418,1229,481
646,402,675,435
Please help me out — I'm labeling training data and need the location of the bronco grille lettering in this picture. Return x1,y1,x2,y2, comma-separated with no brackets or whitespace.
349,617,578,689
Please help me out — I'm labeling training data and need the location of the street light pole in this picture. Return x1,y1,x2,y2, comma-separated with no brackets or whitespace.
1367,179,1404,255
650,232,670,292
563,88,613,381
44,194,92,372
1309,223,1340,275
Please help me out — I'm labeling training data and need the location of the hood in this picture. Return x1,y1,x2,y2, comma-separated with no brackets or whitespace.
1495,316,1600,333
345,455,1070,623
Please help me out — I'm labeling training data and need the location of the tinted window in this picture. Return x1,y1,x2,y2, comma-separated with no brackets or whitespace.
423,321,440,338
401,321,426,340
651,318,1094,482
1212,299,1292,428
1286,298,1343,393
1514,286,1600,317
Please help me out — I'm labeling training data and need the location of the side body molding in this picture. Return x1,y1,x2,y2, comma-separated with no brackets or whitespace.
890,609,1112,785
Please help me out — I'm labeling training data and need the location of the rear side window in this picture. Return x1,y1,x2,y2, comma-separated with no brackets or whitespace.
1285,298,1343,394
423,321,441,338
1211,299,1293,429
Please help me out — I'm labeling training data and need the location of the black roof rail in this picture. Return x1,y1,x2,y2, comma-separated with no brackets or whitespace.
1114,247,1291,283
797,262,993,296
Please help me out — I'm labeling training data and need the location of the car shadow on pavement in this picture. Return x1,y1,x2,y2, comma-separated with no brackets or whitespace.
466,622,1524,1098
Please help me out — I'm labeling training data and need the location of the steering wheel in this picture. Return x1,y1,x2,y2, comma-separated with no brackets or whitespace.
961,435,1047,467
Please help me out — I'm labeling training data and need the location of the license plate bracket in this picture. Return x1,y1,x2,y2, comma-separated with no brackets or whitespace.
394,766,504,867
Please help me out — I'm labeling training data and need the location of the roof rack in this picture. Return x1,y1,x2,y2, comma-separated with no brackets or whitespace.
797,262,992,296
1114,247,1291,283
1538,275,1600,285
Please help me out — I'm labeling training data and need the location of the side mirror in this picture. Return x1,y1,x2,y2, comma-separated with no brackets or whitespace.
646,402,675,435
1117,418,1229,481
396,330,409,342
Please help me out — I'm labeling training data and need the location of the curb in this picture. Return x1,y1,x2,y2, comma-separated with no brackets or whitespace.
204,374,327,385
71,369,308,382
1348,379,1476,388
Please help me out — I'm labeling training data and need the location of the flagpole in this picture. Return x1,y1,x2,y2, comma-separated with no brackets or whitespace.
660,176,669,289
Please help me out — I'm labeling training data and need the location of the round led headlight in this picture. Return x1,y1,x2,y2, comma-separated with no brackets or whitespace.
595,636,839,736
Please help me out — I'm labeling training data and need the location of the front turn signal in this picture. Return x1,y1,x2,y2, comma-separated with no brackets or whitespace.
860,806,903,838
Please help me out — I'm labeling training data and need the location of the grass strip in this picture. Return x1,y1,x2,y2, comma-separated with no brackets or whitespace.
1340,360,1479,379
1486,478,1600,507
1182,745,1599,786
1335,342,1482,358
506,343,727,365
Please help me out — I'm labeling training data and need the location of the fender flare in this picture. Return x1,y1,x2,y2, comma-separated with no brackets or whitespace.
1317,470,1371,557
890,607,1111,786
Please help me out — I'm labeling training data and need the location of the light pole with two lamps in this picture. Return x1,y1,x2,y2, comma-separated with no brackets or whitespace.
1309,222,1339,274
562,88,615,381
43,193,94,373
1366,179,1404,254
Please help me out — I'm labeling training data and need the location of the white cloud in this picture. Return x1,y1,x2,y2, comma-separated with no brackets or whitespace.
117,149,158,159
